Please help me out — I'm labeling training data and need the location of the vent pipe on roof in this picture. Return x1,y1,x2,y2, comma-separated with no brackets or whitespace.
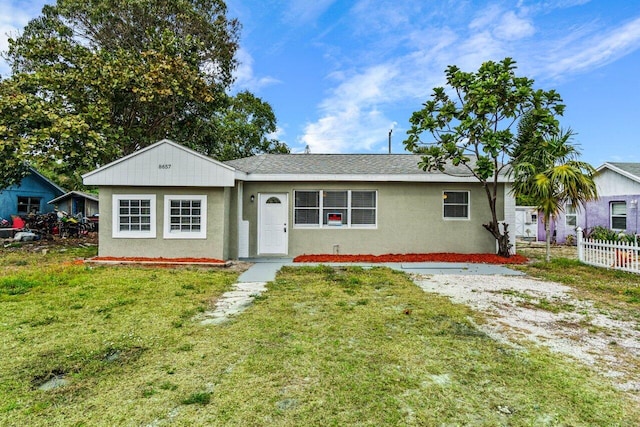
388,129,392,154
304,145,310,154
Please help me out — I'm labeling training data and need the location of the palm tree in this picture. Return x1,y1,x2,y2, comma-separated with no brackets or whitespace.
511,115,598,262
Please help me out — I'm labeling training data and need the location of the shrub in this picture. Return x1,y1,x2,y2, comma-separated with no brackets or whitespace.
586,226,636,243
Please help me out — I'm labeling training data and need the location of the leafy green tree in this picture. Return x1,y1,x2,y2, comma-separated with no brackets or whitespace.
0,0,288,190
188,91,289,161
404,58,565,257
511,114,597,262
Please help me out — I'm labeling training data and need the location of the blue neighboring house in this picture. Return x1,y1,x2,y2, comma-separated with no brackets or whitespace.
0,168,65,222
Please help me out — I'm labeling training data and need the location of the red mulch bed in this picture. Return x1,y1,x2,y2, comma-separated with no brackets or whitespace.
89,256,226,264
293,253,528,264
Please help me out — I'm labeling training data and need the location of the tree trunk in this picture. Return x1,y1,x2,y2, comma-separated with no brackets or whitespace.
545,217,551,263
483,221,512,258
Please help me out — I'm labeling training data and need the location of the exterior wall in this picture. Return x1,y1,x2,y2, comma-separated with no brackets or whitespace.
239,181,504,257
98,186,228,259
584,195,640,235
0,173,63,220
596,169,640,196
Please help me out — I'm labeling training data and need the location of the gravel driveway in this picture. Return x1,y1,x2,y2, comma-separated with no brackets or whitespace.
412,274,640,399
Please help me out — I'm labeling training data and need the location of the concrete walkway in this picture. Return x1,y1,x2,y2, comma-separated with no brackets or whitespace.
200,259,522,325
238,259,524,282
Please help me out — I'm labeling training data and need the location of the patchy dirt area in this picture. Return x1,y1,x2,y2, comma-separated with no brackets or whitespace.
412,274,640,400
1,233,99,252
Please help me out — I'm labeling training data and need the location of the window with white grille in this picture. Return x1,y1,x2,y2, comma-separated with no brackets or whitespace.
164,195,207,239
112,194,156,238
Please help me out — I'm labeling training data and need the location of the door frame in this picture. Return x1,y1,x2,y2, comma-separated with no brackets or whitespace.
257,192,289,255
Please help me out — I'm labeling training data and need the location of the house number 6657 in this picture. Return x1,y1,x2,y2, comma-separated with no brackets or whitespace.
158,164,172,169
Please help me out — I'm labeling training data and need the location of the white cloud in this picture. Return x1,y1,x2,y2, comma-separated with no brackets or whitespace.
494,11,535,40
544,16,640,78
232,47,280,92
301,64,399,153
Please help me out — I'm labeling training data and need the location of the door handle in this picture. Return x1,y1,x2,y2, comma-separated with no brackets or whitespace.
284,224,287,233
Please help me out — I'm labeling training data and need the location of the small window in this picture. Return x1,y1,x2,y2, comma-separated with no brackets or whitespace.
266,197,281,204
17,196,41,214
565,204,577,227
443,191,469,219
164,195,207,239
611,202,627,230
113,194,156,238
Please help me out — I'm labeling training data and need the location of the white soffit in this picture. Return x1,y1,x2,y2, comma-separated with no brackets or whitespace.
83,139,235,187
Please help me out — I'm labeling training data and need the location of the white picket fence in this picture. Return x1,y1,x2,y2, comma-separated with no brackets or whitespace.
576,227,640,274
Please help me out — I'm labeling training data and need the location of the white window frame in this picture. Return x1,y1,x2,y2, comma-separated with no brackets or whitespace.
163,195,207,239
293,190,377,229
565,204,577,227
443,190,470,220
112,194,156,238
610,201,627,231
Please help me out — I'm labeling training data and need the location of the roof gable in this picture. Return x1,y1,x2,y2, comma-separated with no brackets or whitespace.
28,168,66,194
48,190,99,205
597,162,640,184
83,139,235,187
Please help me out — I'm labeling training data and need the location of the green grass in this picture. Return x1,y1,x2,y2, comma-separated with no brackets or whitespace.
517,248,640,317
1,249,639,425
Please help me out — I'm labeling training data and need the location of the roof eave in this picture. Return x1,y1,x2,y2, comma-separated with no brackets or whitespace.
236,173,512,183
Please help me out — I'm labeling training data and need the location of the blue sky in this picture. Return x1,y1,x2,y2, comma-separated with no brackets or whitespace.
2,1,640,166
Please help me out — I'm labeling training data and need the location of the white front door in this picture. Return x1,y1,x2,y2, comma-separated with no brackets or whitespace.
258,193,288,255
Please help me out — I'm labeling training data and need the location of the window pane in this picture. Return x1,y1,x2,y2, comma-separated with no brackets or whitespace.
612,217,627,230
444,191,468,204
611,202,626,215
295,191,319,208
444,205,468,218
323,191,347,207
167,198,203,233
352,209,376,224
295,209,319,225
352,191,376,208
566,216,576,226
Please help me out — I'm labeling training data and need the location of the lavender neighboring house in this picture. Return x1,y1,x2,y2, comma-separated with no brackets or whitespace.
538,162,640,244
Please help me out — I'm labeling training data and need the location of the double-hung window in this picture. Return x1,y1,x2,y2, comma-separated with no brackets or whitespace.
294,190,376,228
565,204,577,227
164,195,207,239
443,191,469,219
113,194,156,238
611,202,627,230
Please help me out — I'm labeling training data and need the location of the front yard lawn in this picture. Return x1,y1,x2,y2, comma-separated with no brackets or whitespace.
1,248,638,425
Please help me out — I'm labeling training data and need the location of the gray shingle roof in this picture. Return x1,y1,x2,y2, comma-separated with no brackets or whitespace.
224,154,481,176
608,162,640,180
